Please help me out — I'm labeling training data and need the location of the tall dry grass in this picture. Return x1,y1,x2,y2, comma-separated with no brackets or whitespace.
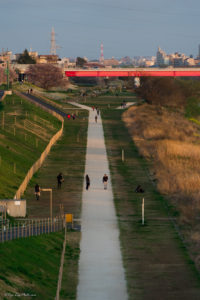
123,104,200,221
123,103,200,271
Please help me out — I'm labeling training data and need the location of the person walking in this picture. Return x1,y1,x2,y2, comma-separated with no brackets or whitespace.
57,172,64,189
85,174,90,190
102,174,108,190
35,183,40,201
95,115,98,123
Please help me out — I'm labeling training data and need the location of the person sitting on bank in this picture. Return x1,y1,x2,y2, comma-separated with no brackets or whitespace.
135,185,144,193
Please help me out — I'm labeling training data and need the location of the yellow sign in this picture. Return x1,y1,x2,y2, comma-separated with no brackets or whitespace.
65,214,73,223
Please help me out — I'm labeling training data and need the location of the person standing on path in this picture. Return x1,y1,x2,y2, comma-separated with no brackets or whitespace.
35,183,40,201
95,115,98,123
57,172,64,189
85,174,90,190
102,174,108,190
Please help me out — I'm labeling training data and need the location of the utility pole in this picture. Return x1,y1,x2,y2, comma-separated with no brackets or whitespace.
6,61,10,90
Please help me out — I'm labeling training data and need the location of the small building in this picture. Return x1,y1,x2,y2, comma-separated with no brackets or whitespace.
36,55,59,64
0,199,26,217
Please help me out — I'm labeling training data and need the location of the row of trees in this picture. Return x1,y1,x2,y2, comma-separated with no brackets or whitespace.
135,77,199,107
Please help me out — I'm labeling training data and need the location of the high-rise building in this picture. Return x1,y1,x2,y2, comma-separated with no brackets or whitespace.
156,47,169,66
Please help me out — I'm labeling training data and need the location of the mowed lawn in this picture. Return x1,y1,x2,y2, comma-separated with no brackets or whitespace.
24,107,88,219
102,107,200,300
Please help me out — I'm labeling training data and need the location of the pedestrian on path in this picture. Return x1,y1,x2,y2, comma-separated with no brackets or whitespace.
57,172,64,189
102,174,108,190
95,115,98,123
35,183,40,201
85,174,90,190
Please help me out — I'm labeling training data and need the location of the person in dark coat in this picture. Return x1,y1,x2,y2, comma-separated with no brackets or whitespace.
135,185,144,193
57,173,64,189
102,174,108,190
35,183,40,201
85,174,90,190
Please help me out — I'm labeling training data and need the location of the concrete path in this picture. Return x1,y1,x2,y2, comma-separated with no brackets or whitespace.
116,102,136,109
69,102,128,300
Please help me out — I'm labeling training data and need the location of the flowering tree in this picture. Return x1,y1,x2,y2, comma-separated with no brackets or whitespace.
27,64,65,90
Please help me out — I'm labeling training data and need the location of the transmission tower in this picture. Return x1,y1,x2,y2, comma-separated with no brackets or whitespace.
100,42,104,63
50,27,60,55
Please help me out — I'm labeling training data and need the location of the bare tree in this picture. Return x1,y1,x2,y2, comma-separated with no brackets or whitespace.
27,64,65,90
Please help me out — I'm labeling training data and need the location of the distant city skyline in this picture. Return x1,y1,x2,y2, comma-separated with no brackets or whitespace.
1,0,200,59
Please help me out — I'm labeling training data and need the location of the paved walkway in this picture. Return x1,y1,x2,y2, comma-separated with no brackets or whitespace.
69,103,128,300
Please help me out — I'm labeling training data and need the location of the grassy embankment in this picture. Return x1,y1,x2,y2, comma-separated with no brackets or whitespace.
0,232,64,299
78,92,200,299
0,93,61,199
0,90,88,299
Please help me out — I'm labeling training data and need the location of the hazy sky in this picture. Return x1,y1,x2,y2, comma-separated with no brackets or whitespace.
1,0,200,59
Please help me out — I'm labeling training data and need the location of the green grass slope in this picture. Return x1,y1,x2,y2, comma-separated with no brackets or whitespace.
0,93,61,199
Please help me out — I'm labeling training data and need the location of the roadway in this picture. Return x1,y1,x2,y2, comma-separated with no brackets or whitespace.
21,92,68,118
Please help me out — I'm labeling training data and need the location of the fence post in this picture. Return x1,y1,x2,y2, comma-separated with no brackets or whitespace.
18,222,19,239
10,225,12,241
22,223,23,238
122,149,124,162
6,223,8,242
142,198,145,225
2,112,4,130
2,224,4,243
26,222,27,237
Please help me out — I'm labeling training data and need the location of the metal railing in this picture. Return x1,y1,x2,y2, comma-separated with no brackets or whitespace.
0,216,65,243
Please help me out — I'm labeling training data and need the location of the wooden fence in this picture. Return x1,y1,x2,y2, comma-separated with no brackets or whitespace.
13,91,64,200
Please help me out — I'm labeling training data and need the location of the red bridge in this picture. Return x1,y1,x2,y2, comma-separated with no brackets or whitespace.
65,68,200,77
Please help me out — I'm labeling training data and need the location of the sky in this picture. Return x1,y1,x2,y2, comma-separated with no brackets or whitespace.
1,0,200,59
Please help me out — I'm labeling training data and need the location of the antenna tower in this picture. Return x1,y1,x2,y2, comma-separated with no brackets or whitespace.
100,42,104,63
50,27,60,55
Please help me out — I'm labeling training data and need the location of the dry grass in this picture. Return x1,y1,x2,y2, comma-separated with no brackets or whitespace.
123,103,200,271
123,104,200,207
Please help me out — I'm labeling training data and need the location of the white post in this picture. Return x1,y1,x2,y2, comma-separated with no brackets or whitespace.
122,149,124,162
142,198,144,225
